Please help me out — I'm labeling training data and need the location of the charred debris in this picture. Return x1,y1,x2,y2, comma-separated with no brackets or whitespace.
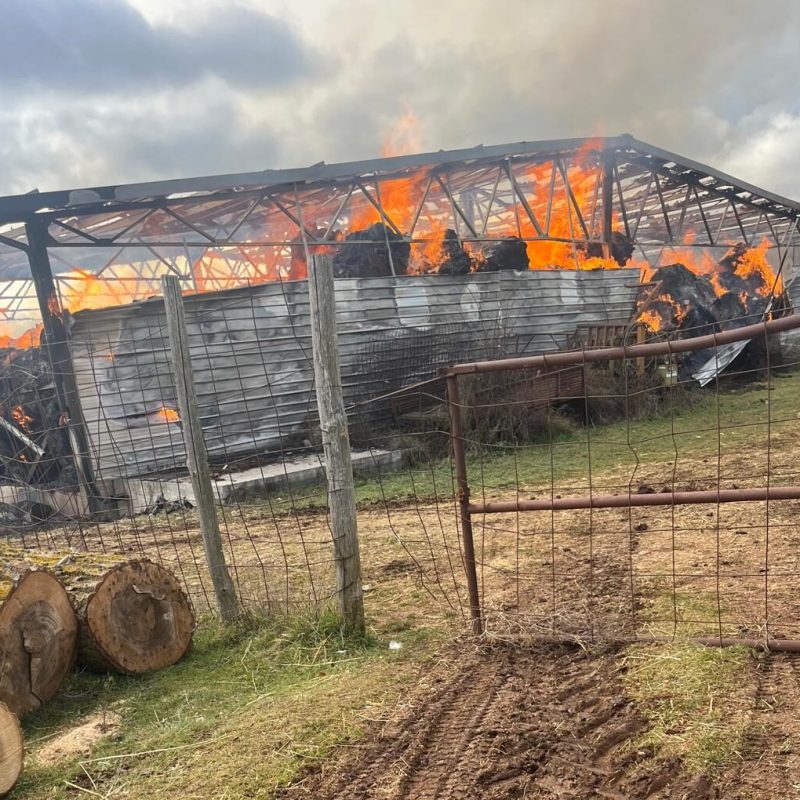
0,344,73,492
638,243,790,379
330,224,634,278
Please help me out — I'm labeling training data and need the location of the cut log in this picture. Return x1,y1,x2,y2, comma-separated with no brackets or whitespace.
0,702,22,796
0,548,194,675
0,568,78,717
70,558,195,674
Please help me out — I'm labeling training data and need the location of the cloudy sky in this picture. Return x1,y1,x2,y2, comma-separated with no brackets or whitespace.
1,0,799,199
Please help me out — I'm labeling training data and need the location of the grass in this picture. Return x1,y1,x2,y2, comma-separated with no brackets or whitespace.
620,591,755,775
621,642,755,775
245,371,795,515
16,609,445,800
640,587,730,638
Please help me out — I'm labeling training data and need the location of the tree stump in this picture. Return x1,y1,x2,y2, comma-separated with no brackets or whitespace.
0,568,78,717
0,702,22,797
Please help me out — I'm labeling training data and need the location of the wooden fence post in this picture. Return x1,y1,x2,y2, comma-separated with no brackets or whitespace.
161,276,239,623
308,255,365,633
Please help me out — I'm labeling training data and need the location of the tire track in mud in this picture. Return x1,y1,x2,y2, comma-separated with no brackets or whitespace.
280,644,715,800
308,655,506,799
722,653,800,799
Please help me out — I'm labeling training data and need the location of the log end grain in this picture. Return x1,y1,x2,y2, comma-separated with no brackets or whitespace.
82,560,195,675
0,702,22,796
0,570,78,717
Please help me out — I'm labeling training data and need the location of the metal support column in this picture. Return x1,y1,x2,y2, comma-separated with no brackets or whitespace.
446,374,483,634
25,218,103,514
602,150,615,260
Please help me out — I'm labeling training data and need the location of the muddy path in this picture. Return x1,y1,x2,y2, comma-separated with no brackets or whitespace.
280,644,715,800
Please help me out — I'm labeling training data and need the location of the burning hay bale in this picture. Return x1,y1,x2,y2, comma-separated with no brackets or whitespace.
474,237,530,272
429,230,472,276
638,243,789,379
644,263,719,332
584,231,636,267
418,231,530,275
332,223,411,277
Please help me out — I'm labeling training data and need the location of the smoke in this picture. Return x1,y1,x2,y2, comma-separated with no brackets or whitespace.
1,0,799,199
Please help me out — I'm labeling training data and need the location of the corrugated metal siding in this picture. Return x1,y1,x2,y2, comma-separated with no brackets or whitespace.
70,269,639,480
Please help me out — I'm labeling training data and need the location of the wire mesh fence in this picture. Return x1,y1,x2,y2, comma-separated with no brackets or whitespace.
0,273,486,619
1,261,800,649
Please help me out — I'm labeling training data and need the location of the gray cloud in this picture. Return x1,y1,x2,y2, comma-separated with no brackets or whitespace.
1,0,800,200
293,0,800,197
0,0,318,91
0,80,281,193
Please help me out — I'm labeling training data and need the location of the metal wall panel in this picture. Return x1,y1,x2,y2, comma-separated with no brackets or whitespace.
70,269,639,480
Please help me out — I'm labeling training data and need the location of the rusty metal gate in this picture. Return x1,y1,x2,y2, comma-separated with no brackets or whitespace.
445,314,800,651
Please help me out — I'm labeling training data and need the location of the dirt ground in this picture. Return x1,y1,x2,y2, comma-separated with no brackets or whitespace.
20,378,800,797
279,641,800,800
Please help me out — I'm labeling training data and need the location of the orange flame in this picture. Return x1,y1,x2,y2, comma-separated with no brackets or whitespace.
151,407,180,424
0,323,44,350
516,138,625,271
639,297,687,333
734,239,781,297
12,122,785,352
639,309,663,332
10,405,34,432
382,110,424,158
638,238,783,332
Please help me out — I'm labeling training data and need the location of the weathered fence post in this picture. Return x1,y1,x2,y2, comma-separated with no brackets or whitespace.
161,276,239,623
308,255,365,633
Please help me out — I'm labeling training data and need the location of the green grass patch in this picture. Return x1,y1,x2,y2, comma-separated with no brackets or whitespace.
620,642,755,775
639,587,728,638
16,609,442,800
243,373,796,515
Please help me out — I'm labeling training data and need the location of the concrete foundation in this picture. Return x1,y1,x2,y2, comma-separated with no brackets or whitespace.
121,448,407,514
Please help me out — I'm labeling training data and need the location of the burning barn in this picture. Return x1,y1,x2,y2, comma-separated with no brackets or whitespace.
0,134,796,518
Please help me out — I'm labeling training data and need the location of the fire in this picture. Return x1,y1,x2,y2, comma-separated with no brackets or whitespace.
345,123,629,275
515,139,626,272
1,124,646,352
637,238,784,333
414,223,449,273
643,238,782,299
733,239,781,297
342,135,635,275
151,407,180,424
382,110,424,158
639,297,687,332
11,405,34,432
639,309,663,332
349,174,428,233
0,323,44,350
346,111,429,233
5,121,785,355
